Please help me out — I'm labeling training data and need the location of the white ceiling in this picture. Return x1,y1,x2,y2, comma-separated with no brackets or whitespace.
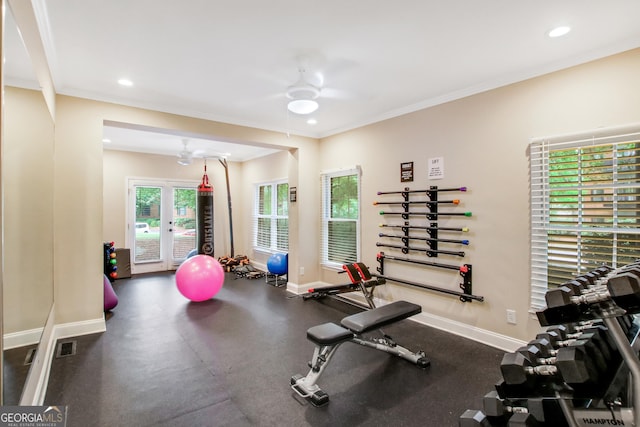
5,1,640,161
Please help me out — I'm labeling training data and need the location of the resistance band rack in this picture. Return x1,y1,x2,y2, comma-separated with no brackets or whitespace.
375,186,482,303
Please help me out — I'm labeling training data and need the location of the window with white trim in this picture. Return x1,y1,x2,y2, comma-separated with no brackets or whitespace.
321,167,361,267
529,128,640,310
254,181,288,252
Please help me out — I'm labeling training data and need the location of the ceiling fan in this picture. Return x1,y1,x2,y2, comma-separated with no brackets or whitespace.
282,53,355,116
176,139,205,165
286,67,321,115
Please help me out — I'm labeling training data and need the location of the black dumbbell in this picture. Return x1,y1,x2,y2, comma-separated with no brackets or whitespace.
482,390,545,424
607,272,640,312
507,412,541,426
522,334,609,379
538,271,640,325
546,266,614,304
459,409,492,426
501,342,600,389
540,326,611,362
549,323,616,363
537,329,612,375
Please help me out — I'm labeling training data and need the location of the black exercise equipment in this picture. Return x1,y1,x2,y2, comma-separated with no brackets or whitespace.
379,223,469,233
379,210,473,218
459,409,491,426
196,160,214,256
378,232,470,246
291,299,429,406
460,262,640,427
302,262,384,309
376,241,466,257
482,390,552,424
536,269,640,326
377,186,467,195
376,252,480,303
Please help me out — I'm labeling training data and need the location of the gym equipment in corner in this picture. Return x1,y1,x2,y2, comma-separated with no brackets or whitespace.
458,262,640,427
266,252,288,287
291,263,429,407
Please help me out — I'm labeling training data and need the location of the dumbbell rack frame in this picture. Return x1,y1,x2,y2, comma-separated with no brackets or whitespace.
537,313,640,427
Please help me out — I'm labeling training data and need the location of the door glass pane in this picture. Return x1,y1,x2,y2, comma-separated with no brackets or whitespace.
134,186,162,262
173,187,197,259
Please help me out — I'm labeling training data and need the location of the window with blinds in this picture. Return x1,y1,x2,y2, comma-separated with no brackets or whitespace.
530,128,640,310
254,181,288,252
321,168,361,267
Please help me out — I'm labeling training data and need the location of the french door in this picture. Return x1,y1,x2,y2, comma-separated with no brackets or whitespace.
128,179,198,274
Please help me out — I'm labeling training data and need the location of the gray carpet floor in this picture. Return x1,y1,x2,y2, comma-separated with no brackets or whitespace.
44,271,504,426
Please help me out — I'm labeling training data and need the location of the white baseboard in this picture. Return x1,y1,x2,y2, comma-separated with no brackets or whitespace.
54,316,106,341
410,311,527,352
3,327,44,349
286,282,525,352
286,281,323,295
19,313,107,405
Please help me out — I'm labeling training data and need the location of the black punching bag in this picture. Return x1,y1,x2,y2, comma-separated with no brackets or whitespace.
197,162,214,256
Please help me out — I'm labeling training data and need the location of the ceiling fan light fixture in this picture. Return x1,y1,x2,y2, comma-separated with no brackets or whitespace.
286,82,320,115
177,152,192,165
177,139,193,165
288,99,319,115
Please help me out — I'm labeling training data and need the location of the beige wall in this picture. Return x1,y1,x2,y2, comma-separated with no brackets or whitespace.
3,87,54,334
6,48,639,348
321,48,640,341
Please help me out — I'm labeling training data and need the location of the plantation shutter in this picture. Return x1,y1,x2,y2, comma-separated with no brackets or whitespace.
529,126,640,311
321,167,361,267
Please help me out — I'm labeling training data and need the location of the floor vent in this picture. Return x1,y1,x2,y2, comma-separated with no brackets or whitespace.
56,340,77,358
24,348,37,365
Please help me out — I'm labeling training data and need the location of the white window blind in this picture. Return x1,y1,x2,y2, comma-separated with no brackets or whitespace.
321,167,361,268
530,127,640,310
253,181,288,252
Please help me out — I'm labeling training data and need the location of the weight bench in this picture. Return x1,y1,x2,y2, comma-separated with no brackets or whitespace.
303,262,384,308
291,300,430,406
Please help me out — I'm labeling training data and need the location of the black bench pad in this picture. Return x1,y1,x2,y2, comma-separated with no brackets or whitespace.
340,301,421,334
307,322,354,346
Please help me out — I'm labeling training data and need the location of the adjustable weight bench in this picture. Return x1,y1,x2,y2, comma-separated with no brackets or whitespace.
291,300,430,407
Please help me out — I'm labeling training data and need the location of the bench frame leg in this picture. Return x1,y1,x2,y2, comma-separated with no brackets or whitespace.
352,333,430,368
291,342,344,406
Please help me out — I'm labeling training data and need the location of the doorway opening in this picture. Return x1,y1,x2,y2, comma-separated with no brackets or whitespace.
128,179,199,274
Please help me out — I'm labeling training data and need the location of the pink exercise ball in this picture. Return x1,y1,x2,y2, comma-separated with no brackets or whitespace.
175,255,225,302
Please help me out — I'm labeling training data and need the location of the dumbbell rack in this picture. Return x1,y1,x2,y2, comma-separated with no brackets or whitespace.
375,186,480,303
459,263,640,427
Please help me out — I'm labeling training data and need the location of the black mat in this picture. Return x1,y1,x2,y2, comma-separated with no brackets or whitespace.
45,272,504,426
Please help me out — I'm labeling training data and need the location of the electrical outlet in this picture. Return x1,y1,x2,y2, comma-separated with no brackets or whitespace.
506,309,517,325
300,266,305,276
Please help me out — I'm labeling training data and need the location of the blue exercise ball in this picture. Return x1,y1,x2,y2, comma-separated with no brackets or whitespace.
267,253,288,275
186,248,198,259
